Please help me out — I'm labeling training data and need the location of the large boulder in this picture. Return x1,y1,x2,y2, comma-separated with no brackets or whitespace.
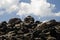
0,21,8,35
35,19,57,31
23,16,35,30
7,18,22,31
46,19,57,26
8,18,22,24
24,16,34,24
0,21,7,28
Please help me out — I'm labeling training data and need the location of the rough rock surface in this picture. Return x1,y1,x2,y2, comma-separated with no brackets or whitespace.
0,16,60,40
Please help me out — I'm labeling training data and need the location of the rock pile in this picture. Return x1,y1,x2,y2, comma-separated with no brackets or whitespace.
0,16,60,40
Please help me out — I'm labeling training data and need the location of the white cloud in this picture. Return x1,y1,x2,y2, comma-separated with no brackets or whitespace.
42,20,49,23
17,2,31,16
0,0,19,14
17,0,56,17
0,0,60,18
0,0,19,8
55,12,60,16
6,5,19,14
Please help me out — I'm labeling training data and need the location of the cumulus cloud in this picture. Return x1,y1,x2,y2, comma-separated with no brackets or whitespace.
0,0,19,7
55,12,60,16
17,0,55,17
0,0,60,18
0,0,19,15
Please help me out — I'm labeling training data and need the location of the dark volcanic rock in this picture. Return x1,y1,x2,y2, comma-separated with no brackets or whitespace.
0,16,60,40
24,16,34,24
8,18,22,24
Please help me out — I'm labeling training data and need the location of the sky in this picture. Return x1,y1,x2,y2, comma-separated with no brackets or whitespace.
0,0,60,22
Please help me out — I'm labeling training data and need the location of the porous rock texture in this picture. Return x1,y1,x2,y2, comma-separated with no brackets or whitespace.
0,16,60,40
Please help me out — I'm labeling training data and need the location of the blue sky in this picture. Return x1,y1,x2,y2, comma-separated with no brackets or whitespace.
48,0,60,12
0,0,60,22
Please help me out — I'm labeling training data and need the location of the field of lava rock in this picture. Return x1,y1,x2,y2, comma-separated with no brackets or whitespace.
0,16,60,40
